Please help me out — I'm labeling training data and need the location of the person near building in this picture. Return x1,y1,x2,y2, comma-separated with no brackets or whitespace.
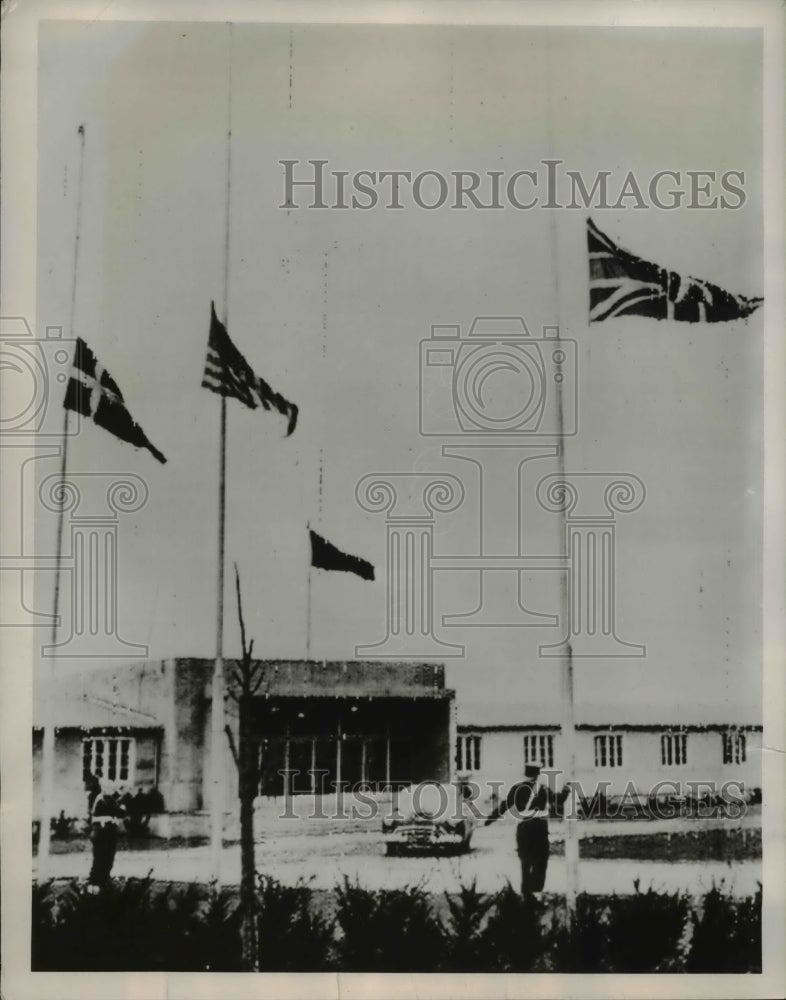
84,770,101,817
87,784,126,892
484,762,550,896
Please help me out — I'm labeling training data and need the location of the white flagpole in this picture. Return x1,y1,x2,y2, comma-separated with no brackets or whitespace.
306,525,312,661
37,409,69,880
38,124,86,881
306,452,324,661
544,39,579,920
552,320,579,919
210,22,233,886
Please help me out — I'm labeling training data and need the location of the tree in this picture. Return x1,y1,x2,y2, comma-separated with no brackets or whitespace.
224,563,269,971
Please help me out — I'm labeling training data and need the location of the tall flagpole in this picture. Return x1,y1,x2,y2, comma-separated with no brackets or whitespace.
37,410,69,879
544,39,579,920
38,124,86,880
210,22,233,885
306,451,324,660
305,540,312,661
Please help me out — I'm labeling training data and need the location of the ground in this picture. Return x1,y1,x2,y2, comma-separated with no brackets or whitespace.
35,808,761,897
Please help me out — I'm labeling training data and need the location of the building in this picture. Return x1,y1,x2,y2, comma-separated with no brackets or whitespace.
33,658,761,827
33,657,455,822
456,701,762,801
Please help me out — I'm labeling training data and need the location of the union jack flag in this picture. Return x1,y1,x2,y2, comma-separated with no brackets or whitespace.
201,302,298,435
63,338,167,463
588,218,763,324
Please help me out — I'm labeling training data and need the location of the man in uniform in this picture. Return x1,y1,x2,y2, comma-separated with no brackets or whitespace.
485,762,550,896
87,784,126,892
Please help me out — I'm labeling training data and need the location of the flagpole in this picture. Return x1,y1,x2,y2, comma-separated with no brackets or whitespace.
210,21,233,886
544,39,579,921
38,124,86,881
37,407,69,880
306,543,312,661
306,452,323,661
210,394,227,883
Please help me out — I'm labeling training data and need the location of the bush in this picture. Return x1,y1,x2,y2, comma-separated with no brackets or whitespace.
32,876,762,974
335,877,446,971
547,894,609,973
686,881,762,973
256,875,335,970
443,879,495,971
478,883,549,972
601,882,690,972
32,877,241,971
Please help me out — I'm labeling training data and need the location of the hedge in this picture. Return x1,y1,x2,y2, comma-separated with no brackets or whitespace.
32,875,761,973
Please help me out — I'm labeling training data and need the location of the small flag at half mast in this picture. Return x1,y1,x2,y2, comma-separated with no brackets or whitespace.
202,302,298,435
63,338,167,463
588,218,763,324
310,529,375,581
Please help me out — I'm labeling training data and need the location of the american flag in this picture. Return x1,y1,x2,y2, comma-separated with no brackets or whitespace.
588,218,763,324
63,338,167,463
202,302,298,436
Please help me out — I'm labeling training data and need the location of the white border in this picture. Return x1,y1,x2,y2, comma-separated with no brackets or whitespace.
1,2,783,998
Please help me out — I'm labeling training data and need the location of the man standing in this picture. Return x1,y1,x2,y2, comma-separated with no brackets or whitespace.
87,784,126,892
485,763,550,896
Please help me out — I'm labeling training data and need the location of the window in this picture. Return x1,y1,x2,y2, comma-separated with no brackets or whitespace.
523,733,555,768
456,735,481,772
661,732,688,766
82,737,135,784
594,734,623,768
722,730,746,765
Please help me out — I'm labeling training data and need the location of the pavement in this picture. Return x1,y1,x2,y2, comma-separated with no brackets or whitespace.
34,814,761,897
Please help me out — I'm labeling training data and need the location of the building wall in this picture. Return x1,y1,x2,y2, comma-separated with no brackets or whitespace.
33,730,161,819
459,727,762,799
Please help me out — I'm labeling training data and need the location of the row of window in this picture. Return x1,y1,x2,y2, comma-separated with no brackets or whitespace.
82,737,135,784
456,731,749,772
83,730,752,786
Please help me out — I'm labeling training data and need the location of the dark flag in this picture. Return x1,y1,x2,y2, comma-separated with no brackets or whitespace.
63,338,167,463
202,302,298,435
310,529,375,581
588,218,763,324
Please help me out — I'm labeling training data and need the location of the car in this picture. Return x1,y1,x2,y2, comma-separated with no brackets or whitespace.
382,780,478,856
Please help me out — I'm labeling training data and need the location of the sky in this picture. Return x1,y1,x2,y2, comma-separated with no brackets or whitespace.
34,21,763,718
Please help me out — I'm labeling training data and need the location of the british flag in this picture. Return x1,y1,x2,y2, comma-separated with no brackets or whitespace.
588,218,762,324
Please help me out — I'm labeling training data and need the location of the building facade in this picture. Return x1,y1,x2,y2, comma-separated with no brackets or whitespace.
456,701,762,802
33,658,455,821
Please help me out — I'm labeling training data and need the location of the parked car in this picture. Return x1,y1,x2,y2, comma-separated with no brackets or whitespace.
382,781,478,856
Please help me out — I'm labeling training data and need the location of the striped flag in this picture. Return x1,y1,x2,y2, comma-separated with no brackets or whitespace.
202,302,298,435
310,529,375,581
63,338,167,463
588,218,763,324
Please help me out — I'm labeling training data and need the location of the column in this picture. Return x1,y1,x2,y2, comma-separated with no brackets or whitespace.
355,473,465,657
536,473,647,657
39,473,149,657
441,443,558,626
0,444,60,625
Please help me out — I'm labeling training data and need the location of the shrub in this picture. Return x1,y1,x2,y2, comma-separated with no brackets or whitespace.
443,879,495,971
547,894,609,973
686,881,762,973
335,877,446,971
600,882,690,972
32,876,762,974
477,883,549,972
256,875,335,970
32,877,242,971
